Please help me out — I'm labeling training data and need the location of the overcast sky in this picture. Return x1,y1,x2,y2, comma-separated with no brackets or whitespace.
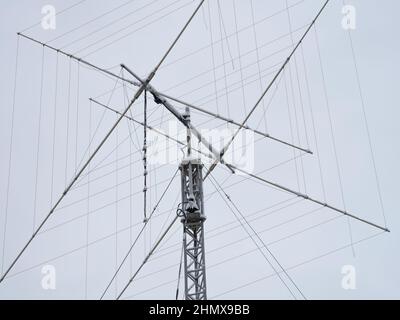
0,0,399,299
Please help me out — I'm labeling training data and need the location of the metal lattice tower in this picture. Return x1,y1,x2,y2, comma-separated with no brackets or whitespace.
180,157,207,300
178,107,207,300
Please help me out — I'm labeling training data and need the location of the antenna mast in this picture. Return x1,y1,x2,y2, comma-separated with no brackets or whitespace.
178,107,207,300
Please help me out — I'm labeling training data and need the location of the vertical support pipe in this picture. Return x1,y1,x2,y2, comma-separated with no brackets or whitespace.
143,90,148,223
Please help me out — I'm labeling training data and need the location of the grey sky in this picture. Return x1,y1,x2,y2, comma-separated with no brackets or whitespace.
0,0,399,299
